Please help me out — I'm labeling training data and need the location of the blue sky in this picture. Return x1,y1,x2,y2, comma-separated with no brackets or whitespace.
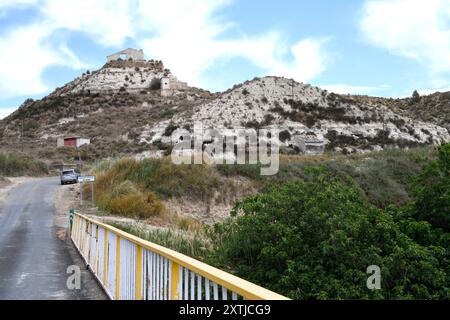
0,0,449,119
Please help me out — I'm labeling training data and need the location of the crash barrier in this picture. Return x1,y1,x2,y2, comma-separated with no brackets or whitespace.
70,212,289,300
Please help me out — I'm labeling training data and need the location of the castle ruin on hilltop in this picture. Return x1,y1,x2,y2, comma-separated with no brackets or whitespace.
107,48,145,62
106,48,188,96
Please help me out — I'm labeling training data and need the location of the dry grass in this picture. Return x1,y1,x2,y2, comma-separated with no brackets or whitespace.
87,157,242,222
0,152,49,176
110,222,213,261
85,172,166,220
84,146,437,227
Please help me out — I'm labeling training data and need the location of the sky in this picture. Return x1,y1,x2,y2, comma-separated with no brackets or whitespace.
0,0,450,119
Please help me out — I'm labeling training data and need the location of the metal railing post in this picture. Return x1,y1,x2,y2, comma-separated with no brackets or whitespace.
115,235,121,300
136,246,143,300
70,212,289,300
103,229,108,286
171,262,180,300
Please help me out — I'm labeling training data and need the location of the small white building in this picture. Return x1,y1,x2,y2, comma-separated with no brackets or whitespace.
293,135,327,154
160,76,188,96
57,136,91,148
161,77,171,90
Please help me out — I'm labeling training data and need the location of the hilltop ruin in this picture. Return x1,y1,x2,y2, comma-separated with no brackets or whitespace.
107,48,145,62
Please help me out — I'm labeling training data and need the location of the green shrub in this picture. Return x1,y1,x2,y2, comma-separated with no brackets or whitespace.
410,143,449,230
23,120,39,132
210,167,448,299
0,153,48,176
149,78,161,90
279,130,291,142
95,179,165,219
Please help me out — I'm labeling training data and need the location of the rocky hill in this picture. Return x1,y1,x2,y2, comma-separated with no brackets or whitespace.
0,59,449,163
148,77,449,154
0,59,215,162
50,59,173,96
350,91,450,131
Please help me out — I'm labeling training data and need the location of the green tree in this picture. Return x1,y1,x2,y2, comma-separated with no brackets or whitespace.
410,143,449,230
411,90,421,103
210,167,448,299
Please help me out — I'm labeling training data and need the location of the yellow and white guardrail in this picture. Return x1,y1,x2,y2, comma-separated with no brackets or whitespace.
71,212,289,300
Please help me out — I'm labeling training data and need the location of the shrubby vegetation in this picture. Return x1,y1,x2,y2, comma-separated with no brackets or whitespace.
113,223,212,261
0,152,48,176
209,144,449,299
88,145,448,299
409,143,449,230
219,146,437,208
89,157,227,219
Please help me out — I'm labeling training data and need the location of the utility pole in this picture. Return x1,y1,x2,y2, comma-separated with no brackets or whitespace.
77,147,82,172
21,119,24,152
291,79,294,109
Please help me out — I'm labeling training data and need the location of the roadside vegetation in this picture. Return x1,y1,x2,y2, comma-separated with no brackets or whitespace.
86,144,449,299
0,152,48,176
111,223,213,262
86,157,232,221
208,144,449,299
218,145,437,208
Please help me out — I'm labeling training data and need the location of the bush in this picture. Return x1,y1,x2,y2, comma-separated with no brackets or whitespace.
410,143,449,230
23,120,39,132
411,90,421,104
163,122,178,137
263,114,275,126
92,157,225,205
210,167,448,299
0,153,48,176
149,77,161,90
279,130,291,142
95,179,165,219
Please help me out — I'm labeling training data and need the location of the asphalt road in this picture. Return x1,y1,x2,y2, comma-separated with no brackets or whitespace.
0,177,106,300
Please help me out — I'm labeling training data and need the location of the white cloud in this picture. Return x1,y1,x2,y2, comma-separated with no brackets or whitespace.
0,23,59,98
0,0,37,18
0,0,136,99
41,0,135,47
137,1,329,87
0,0,331,99
0,0,37,10
0,23,88,99
360,0,450,75
266,38,330,83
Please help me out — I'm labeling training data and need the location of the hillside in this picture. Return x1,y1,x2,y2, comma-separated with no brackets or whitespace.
51,59,173,95
149,77,449,154
350,91,450,131
83,144,450,300
0,59,215,163
0,59,449,164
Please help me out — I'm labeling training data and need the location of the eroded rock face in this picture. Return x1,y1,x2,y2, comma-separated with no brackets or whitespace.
51,60,170,95
144,76,449,153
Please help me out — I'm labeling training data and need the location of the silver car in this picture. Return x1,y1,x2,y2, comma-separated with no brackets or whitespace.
60,169,80,185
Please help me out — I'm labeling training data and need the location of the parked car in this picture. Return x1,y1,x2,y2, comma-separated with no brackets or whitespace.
60,169,81,185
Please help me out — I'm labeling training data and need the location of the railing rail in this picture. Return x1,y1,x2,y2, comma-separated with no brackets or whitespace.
71,212,289,300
